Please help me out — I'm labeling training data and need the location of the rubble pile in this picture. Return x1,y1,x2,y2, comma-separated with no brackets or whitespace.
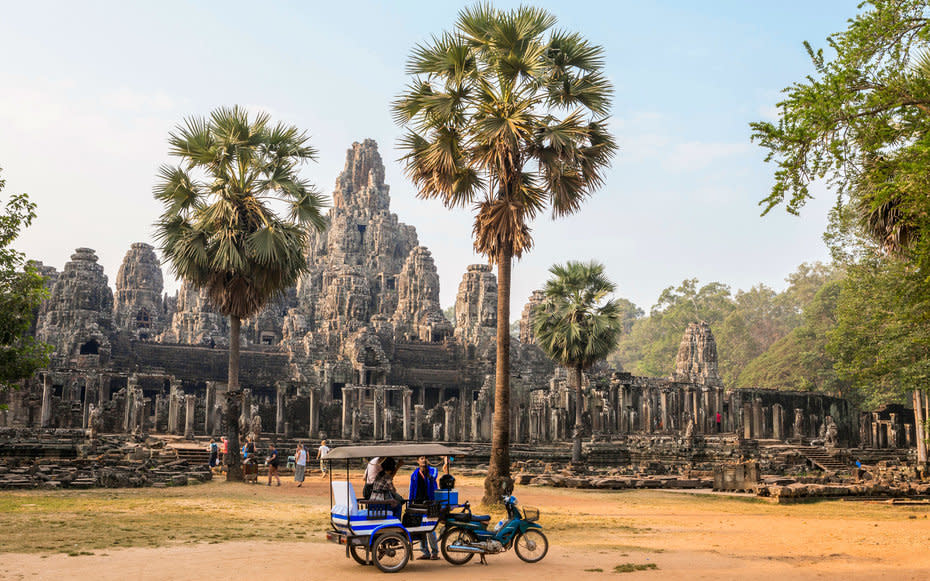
0,429,212,489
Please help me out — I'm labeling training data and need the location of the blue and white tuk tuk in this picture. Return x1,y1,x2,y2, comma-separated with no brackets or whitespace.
324,443,466,573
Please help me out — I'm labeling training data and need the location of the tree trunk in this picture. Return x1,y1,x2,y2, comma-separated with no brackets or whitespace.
483,249,514,505
572,364,584,465
225,315,244,482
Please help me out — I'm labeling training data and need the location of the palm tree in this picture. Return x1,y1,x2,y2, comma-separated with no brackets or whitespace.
532,260,623,464
154,106,326,481
393,4,616,504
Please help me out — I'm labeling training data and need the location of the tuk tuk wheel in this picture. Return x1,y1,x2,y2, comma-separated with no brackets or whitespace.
349,543,369,566
372,531,410,573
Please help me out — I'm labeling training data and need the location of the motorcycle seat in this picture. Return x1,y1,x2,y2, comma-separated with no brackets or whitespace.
472,514,491,522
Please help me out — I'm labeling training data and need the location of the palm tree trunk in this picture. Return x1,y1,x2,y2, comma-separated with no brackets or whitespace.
572,364,584,464
483,248,514,505
225,315,244,482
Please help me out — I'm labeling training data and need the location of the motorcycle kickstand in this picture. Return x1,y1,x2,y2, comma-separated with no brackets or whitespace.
479,554,488,565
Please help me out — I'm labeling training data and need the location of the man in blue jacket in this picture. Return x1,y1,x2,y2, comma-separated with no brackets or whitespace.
409,456,439,560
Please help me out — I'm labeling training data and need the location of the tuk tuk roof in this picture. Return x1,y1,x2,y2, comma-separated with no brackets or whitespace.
322,443,468,460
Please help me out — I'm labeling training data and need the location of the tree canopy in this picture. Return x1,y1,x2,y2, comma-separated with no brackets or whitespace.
751,0,930,403
0,169,50,395
154,106,326,480
393,3,617,504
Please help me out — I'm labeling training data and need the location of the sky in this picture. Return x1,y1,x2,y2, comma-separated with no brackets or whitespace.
0,0,860,316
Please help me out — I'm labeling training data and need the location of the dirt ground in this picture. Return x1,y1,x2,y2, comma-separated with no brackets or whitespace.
1,472,928,580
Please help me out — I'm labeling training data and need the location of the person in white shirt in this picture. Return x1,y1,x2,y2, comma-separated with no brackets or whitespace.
316,440,331,478
363,456,382,499
294,442,308,487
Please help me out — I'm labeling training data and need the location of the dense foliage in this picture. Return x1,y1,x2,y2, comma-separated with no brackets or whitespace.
748,0,930,407
0,169,50,395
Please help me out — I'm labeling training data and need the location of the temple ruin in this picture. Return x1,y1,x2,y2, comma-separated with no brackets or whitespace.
0,140,920,466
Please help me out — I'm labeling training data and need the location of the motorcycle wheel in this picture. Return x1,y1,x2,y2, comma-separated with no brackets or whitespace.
349,543,369,566
372,531,410,573
440,527,477,565
514,529,548,563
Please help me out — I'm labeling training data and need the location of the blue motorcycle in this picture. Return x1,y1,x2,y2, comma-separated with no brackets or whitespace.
440,495,548,565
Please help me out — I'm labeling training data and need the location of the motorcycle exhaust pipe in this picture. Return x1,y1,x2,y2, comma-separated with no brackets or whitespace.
447,544,485,554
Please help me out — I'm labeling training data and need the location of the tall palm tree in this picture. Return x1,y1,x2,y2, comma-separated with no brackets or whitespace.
154,106,326,481
394,4,616,504
532,260,623,464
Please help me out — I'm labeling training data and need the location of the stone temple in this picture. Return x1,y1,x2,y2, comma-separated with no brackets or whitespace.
0,140,917,463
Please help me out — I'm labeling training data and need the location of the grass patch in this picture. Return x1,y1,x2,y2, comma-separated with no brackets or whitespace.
585,567,604,572
614,563,658,573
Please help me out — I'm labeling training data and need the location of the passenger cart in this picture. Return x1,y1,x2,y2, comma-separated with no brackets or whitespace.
324,443,466,573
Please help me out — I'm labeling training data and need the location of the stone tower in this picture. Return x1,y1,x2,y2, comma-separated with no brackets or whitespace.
392,246,452,342
288,139,421,354
35,248,114,365
453,264,497,361
671,321,722,386
113,243,164,340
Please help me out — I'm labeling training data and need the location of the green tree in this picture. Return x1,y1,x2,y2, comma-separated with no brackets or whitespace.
154,106,326,481
393,5,616,504
0,170,51,398
751,0,930,405
614,279,734,377
829,259,930,408
532,261,623,463
737,279,849,397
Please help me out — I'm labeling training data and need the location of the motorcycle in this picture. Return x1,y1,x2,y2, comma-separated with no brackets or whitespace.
440,495,548,565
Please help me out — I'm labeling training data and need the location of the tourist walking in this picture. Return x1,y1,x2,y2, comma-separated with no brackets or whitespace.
316,440,331,478
267,442,281,486
294,442,308,487
409,456,439,560
207,438,218,468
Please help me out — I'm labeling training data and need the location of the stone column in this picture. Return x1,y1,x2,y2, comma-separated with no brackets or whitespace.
414,404,424,440
443,404,454,442
240,388,252,434
383,408,393,441
742,402,752,439
98,373,109,404
772,404,783,440
124,377,138,432
659,390,668,432
701,388,711,433
205,381,216,435
154,394,164,433
308,387,319,439
82,375,94,429
752,399,763,439
168,383,181,435
184,394,196,439
912,390,927,467
275,382,286,435
40,374,52,428
341,387,351,439
402,389,412,441
373,390,382,440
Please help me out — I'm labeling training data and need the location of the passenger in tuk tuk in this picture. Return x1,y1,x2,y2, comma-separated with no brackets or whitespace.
369,456,404,518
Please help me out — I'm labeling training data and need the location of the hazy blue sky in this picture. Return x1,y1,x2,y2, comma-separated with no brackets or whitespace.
0,0,859,314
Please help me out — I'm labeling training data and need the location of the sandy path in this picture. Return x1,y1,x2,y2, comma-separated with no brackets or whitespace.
1,476,928,580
